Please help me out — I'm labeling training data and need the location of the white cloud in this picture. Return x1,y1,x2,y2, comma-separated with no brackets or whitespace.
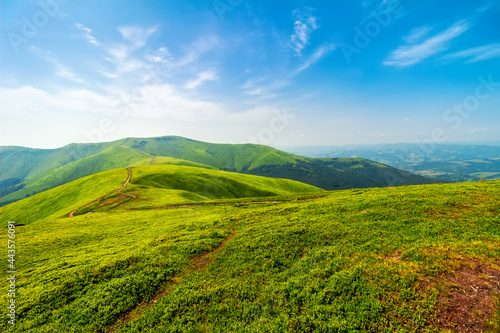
0,86,110,117
29,46,86,83
117,25,157,49
55,66,86,83
101,26,159,80
177,35,220,67
290,8,318,55
384,20,470,68
239,76,269,90
403,26,432,44
360,0,405,24
477,1,496,12
75,23,99,45
442,44,500,63
146,47,172,64
242,79,290,101
297,43,336,72
185,70,218,89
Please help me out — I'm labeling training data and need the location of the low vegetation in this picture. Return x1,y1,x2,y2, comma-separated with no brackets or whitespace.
0,165,320,227
1,177,498,332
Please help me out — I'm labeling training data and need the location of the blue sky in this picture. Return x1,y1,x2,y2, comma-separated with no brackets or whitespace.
1,0,499,148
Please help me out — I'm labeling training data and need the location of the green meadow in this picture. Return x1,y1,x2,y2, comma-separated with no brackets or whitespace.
0,165,320,227
1,175,499,332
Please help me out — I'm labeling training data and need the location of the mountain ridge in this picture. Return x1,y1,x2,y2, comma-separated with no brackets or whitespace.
0,136,439,205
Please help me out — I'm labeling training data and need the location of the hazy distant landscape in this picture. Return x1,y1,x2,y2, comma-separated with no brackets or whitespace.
1,0,500,332
284,143,500,182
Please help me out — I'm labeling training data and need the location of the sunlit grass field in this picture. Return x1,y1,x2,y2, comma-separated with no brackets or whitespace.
0,165,320,227
1,179,499,332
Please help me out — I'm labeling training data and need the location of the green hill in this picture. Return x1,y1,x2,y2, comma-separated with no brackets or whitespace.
0,165,321,227
1,180,498,332
0,136,438,206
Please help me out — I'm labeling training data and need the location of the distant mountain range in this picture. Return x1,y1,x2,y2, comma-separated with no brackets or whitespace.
283,143,500,183
0,136,439,206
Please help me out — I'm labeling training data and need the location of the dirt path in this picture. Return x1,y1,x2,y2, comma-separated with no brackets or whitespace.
116,167,136,200
109,230,237,332
149,156,156,165
68,167,135,217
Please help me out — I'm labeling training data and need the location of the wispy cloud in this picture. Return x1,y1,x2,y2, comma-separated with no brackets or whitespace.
185,70,218,89
55,66,86,83
442,44,500,63
403,26,432,44
384,20,470,68
117,25,157,49
29,46,86,84
476,1,496,12
75,23,99,46
239,76,269,90
146,47,172,64
100,26,159,79
297,43,336,72
177,36,219,67
361,0,405,24
290,8,318,55
241,78,290,101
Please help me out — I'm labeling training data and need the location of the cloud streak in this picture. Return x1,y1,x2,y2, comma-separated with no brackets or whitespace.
75,23,99,45
442,43,500,63
297,43,336,73
185,70,218,89
290,8,318,55
384,20,470,67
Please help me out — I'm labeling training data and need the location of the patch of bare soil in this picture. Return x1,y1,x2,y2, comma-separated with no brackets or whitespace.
435,258,500,332
383,253,401,261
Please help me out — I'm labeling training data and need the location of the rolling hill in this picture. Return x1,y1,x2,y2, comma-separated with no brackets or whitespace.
0,165,321,227
1,177,498,332
0,136,439,206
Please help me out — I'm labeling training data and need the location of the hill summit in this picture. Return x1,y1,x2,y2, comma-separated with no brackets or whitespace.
0,136,438,206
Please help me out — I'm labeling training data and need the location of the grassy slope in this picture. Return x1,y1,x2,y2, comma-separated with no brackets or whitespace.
0,146,215,205
0,136,438,205
0,165,320,226
122,136,305,171
118,165,321,209
1,180,499,332
0,142,115,181
0,169,129,227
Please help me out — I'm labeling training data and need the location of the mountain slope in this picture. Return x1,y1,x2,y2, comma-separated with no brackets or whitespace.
0,165,321,227
0,136,439,205
1,180,498,332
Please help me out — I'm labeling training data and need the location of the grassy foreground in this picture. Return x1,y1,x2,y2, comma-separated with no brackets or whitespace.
1,180,499,332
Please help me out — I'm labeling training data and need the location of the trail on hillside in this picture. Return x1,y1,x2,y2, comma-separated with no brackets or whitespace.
116,167,136,200
109,230,237,332
68,167,135,217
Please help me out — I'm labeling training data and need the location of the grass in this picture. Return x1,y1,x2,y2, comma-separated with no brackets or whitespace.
0,145,217,205
1,180,499,332
1,136,439,206
117,165,321,210
0,165,320,225
0,168,128,227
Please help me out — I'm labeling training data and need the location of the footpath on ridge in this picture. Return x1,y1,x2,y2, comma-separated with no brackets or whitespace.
68,167,135,217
